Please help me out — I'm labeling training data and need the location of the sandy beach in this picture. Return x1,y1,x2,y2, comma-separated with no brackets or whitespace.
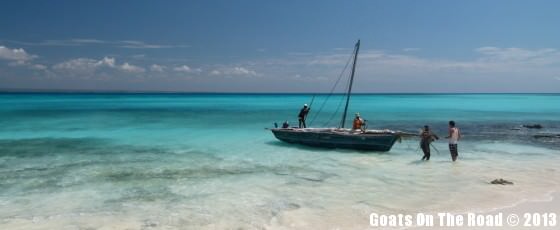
412,191,560,229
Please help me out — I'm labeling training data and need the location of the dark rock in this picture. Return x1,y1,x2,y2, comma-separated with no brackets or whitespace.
522,124,543,129
534,133,560,138
490,178,513,185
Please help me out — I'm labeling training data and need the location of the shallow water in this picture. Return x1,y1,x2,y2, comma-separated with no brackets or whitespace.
0,93,559,229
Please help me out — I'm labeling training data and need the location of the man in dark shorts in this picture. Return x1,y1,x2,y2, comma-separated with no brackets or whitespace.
298,104,310,128
446,120,461,161
420,125,439,161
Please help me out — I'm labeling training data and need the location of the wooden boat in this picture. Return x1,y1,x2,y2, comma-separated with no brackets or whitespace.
270,40,402,151
271,128,401,151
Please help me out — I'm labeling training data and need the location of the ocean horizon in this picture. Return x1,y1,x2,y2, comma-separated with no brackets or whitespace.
2,89,560,95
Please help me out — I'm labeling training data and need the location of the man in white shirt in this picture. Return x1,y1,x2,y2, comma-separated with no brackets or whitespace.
446,120,461,162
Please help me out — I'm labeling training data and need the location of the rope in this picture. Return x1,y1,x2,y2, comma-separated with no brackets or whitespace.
308,94,316,107
323,69,353,127
308,50,355,126
431,143,441,155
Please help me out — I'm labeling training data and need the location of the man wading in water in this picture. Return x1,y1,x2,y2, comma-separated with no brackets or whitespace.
420,125,439,161
446,120,461,161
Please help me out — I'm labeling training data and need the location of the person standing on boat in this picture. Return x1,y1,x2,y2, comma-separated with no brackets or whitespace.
352,113,365,131
420,125,439,161
446,120,461,161
298,104,310,128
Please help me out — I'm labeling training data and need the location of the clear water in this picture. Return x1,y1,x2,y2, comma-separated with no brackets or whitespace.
0,93,559,229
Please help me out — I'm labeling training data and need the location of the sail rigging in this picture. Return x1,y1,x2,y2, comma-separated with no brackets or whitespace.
339,40,360,128
308,40,360,127
269,40,402,152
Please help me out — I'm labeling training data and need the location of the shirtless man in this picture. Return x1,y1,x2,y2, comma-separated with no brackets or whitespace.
446,120,461,162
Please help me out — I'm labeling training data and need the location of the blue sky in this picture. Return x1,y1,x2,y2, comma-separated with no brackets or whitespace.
1,0,559,92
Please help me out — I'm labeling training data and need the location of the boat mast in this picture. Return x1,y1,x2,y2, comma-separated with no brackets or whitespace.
340,40,360,128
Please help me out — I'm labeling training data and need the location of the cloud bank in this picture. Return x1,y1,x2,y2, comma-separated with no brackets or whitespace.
2,43,560,92
0,45,36,63
4,39,189,49
53,57,145,75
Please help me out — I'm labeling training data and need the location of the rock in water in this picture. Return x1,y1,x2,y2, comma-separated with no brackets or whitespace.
490,178,514,185
522,124,543,129
533,133,560,139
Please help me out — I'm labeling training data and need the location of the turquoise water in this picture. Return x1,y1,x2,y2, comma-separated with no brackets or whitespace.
1,93,559,229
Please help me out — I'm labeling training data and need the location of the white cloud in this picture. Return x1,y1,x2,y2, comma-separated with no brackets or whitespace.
288,52,312,56
475,46,558,62
120,62,145,73
130,54,146,59
230,67,257,76
403,48,421,52
303,47,560,76
173,65,192,72
99,57,116,67
150,64,165,72
69,38,105,44
209,66,258,77
333,48,351,51
246,46,560,92
119,40,170,49
7,39,189,49
31,64,47,70
53,56,147,75
119,40,190,49
0,45,36,62
53,57,112,73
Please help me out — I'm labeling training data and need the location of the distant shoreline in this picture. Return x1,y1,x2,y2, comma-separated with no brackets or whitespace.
1,89,559,95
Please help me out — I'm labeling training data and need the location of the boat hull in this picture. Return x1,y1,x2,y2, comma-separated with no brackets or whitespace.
270,128,400,152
